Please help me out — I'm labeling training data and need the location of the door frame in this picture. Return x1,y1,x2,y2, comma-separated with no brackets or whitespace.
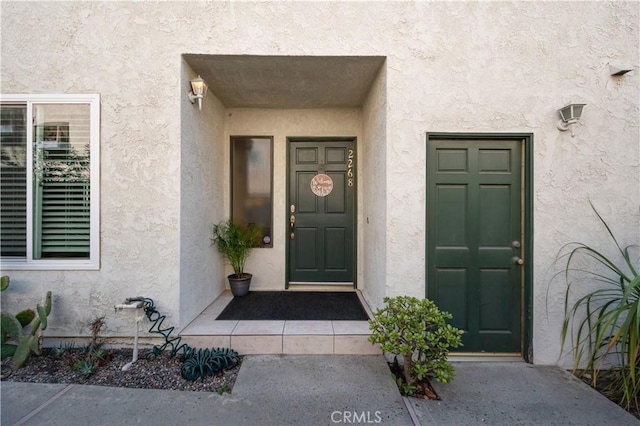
425,132,534,362
285,136,358,289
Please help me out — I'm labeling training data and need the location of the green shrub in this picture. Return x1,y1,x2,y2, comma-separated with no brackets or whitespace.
368,296,463,389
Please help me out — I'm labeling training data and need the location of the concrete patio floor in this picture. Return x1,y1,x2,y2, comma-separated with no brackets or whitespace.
179,290,379,355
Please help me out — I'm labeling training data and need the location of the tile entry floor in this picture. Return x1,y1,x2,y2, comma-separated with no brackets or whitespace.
180,290,380,355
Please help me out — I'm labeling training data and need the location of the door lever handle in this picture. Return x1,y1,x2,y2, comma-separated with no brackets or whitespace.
289,215,295,239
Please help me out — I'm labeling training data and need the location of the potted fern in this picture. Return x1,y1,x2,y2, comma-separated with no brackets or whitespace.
211,219,262,296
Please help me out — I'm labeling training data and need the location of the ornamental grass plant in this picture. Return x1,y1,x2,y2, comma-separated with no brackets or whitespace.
558,204,639,411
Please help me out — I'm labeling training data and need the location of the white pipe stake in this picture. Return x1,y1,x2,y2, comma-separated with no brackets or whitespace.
115,299,144,371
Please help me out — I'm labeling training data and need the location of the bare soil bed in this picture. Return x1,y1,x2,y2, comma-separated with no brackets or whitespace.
1,348,241,394
575,370,639,420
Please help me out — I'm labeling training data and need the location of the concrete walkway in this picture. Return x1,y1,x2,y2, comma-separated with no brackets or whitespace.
411,362,638,426
1,356,637,426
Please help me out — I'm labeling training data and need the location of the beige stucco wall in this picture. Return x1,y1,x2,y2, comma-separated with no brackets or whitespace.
1,1,638,365
179,61,227,327
361,64,389,309
223,108,363,290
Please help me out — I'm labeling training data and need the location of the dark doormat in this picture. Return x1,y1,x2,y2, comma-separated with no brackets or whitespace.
216,291,370,321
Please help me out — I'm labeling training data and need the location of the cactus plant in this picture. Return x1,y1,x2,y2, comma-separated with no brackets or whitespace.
0,276,52,369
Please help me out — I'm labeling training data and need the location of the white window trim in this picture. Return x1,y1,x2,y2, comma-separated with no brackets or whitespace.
0,94,100,270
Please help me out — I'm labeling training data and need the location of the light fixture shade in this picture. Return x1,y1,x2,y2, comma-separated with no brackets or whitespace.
188,75,208,111
609,65,633,76
558,103,586,124
190,75,208,97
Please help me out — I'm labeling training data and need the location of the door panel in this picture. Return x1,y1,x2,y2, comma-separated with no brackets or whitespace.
427,138,522,353
479,269,511,330
435,268,468,331
295,228,318,269
326,173,346,213
325,228,347,270
288,140,355,284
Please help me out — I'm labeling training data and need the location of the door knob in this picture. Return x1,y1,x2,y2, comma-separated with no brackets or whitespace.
512,241,521,249
511,256,524,265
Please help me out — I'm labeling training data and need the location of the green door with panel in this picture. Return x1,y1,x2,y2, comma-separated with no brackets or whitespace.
427,137,523,353
288,139,356,284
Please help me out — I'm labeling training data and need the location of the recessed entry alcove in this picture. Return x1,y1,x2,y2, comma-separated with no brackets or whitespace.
179,54,389,329
182,55,386,108
180,54,388,279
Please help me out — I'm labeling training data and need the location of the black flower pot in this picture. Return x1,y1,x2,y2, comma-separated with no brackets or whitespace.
228,273,252,297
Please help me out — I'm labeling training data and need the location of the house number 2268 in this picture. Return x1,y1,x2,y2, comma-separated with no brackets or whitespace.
347,149,354,187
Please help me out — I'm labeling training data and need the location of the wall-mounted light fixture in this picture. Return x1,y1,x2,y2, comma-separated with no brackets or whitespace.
609,65,633,77
557,103,586,137
188,75,208,111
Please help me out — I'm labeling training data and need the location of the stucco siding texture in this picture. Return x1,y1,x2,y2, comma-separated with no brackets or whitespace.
1,1,638,365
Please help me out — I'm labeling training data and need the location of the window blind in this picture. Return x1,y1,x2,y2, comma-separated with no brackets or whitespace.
33,104,91,259
0,95,99,269
37,152,90,258
0,105,27,257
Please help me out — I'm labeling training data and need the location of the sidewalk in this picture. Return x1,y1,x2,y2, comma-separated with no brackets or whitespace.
410,362,638,426
2,356,638,426
2,355,412,426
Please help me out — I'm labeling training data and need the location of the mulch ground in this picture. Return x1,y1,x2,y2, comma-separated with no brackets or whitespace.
1,348,241,394
575,370,639,420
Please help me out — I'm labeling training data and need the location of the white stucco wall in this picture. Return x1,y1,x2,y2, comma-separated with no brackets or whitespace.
1,1,638,365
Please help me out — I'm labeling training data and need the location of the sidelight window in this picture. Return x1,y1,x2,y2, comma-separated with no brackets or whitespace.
230,136,273,248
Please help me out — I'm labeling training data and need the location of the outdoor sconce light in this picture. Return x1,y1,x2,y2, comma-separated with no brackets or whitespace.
557,103,586,137
609,65,633,77
188,75,208,111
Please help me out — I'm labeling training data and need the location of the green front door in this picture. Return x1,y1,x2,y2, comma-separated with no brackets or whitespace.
427,136,523,353
288,139,356,284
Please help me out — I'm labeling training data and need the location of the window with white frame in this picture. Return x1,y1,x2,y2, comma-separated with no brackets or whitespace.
0,94,100,270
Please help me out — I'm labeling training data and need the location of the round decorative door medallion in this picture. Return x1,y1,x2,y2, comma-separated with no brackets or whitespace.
310,173,333,197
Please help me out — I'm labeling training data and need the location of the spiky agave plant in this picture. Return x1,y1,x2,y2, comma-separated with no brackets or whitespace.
559,203,639,411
